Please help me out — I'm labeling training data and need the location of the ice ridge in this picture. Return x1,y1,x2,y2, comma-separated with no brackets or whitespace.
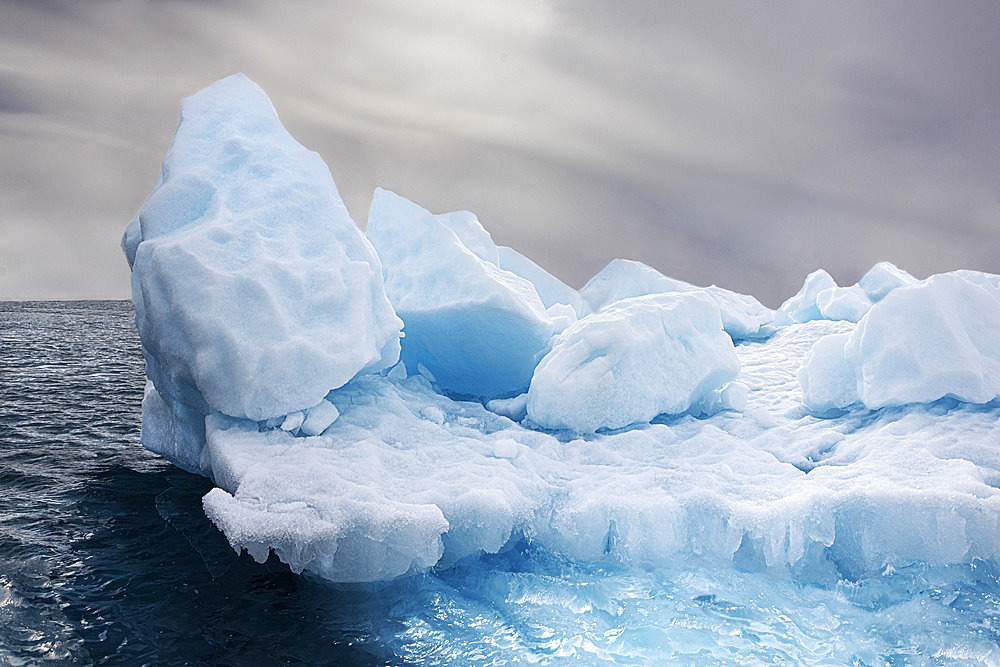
124,75,1000,585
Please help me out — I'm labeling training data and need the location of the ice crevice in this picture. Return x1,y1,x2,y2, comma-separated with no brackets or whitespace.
124,74,1000,585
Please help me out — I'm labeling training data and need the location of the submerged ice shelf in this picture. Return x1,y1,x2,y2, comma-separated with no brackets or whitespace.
125,75,1000,592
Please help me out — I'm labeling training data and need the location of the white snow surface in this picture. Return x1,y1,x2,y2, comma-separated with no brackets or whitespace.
526,292,740,432
139,318,1000,584
800,272,1000,411
367,188,556,397
123,74,401,422
580,259,778,340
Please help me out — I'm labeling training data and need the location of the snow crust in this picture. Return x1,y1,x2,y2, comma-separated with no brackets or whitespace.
581,259,778,340
125,75,1000,589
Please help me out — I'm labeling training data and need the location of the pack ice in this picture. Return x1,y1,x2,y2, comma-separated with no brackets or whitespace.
125,75,1000,586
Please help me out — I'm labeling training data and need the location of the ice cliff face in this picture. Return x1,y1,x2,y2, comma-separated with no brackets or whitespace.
366,188,556,398
124,74,1000,585
124,74,401,427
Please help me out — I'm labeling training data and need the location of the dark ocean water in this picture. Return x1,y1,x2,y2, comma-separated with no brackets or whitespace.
0,301,404,665
4,301,1000,666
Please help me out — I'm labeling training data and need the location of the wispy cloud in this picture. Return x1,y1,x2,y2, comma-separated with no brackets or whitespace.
1,0,998,303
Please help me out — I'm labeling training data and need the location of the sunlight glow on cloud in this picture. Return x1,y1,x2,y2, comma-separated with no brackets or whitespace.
0,0,998,302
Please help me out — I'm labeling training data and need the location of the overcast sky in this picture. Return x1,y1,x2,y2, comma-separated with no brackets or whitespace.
2,0,998,305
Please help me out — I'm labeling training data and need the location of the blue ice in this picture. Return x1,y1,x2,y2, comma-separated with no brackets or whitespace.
123,74,1000,661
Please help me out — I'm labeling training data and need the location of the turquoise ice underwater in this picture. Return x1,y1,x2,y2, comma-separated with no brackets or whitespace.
122,74,1000,663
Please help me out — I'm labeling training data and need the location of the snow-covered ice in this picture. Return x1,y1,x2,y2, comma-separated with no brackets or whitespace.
124,74,1000,645
170,318,1000,585
858,260,918,302
779,269,839,323
581,258,778,340
801,271,1000,411
526,292,740,432
814,284,872,322
496,246,588,317
781,261,918,324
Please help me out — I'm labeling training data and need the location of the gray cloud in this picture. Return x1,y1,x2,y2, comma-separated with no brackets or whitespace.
0,71,45,114
1,0,998,304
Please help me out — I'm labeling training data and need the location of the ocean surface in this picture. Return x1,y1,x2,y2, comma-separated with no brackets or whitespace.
2,300,1000,665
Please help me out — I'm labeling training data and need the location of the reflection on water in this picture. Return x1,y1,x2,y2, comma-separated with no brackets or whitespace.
2,301,998,665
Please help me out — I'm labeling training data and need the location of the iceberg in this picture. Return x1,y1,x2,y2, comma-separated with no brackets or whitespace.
123,75,1000,611
526,292,740,432
140,379,211,476
779,269,839,323
496,246,588,317
423,204,586,317
781,261,917,324
800,271,1000,412
858,260,918,302
124,74,401,428
813,284,872,322
581,259,778,340
200,374,548,581
366,188,555,397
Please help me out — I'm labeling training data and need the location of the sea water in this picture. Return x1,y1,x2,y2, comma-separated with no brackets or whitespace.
2,301,999,665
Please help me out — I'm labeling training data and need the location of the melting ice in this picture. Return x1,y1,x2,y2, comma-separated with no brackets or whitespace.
123,74,1000,662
